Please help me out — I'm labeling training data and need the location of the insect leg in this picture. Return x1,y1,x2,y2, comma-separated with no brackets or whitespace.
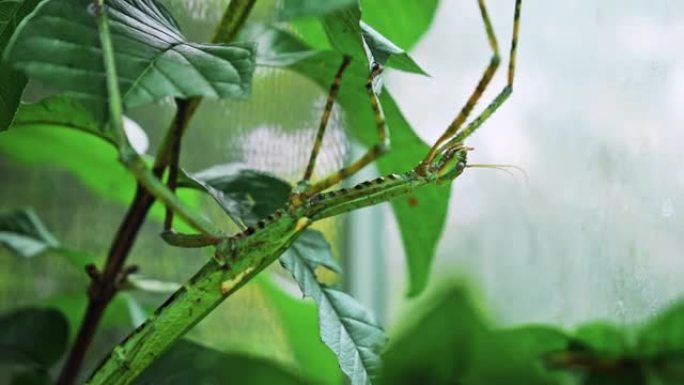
306,63,388,195
300,55,353,185
446,0,522,146
420,0,503,169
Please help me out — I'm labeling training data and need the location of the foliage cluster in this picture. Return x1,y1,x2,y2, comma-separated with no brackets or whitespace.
1,1,683,385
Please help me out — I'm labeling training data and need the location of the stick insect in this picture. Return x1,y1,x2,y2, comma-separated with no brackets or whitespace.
88,0,522,383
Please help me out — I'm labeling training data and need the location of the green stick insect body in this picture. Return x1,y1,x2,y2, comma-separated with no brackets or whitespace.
88,146,468,385
87,0,522,382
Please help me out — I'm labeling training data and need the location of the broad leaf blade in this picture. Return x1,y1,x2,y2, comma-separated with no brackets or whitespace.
10,96,114,142
0,109,201,232
4,0,256,123
179,165,292,226
0,208,59,257
280,230,386,385
360,0,439,50
278,0,357,21
0,308,69,368
135,339,312,385
0,0,42,131
320,5,365,60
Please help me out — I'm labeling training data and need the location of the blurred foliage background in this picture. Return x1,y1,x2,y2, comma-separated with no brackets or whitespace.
1,0,684,384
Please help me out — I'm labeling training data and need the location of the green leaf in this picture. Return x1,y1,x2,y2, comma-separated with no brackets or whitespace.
11,96,114,142
360,22,427,75
0,205,96,270
320,5,365,60
0,308,69,368
638,300,684,358
290,0,439,61
467,326,568,385
135,339,312,385
258,275,342,385
360,0,439,50
0,0,42,131
380,286,489,385
4,0,256,123
280,230,387,385
278,0,357,21
0,208,58,257
1,104,201,232
8,370,52,385
573,322,629,357
179,165,292,226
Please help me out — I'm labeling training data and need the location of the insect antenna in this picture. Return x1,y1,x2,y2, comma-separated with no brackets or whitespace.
466,163,529,184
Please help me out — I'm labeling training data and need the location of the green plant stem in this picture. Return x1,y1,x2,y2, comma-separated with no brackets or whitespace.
55,1,257,383
212,0,257,43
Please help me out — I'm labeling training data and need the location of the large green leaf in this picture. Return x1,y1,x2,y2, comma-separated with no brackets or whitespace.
278,0,357,21
179,165,292,227
135,339,312,385
0,208,58,257
0,308,69,368
360,0,439,50
4,0,256,123
280,230,387,385
0,0,42,131
320,5,365,60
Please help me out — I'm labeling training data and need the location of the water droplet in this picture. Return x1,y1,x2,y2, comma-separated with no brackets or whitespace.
661,197,674,219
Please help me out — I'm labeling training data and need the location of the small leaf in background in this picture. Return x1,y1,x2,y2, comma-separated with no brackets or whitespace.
467,326,569,385
0,208,59,257
0,0,42,131
638,300,684,358
360,22,427,75
0,206,97,270
380,286,489,385
278,0,357,21
572,322,630,357
280,229,387,385
382,287,568,385
179,165,292,226
0,308,69,368
4,0,256,123
134,339,312,385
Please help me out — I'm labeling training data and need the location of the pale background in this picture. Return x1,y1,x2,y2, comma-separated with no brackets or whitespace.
376,0,684,327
